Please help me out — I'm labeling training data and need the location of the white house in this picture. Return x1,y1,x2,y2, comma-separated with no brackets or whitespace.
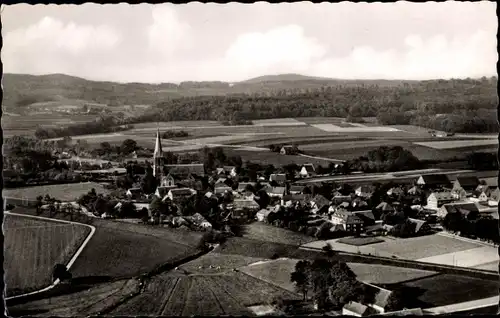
342,302,370,317
163,188,196,202
355,186,373,198
426,192,456,211
299,164,316,178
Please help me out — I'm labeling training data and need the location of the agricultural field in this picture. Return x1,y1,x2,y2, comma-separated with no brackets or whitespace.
311,123,402,133
7,278,140,317
400,274,500,308
4,214,91,296
417,246,499,269
223,148,334,166
112,271,299,316
243,222,316,246
252,118,307,126
69,223,200,279
414,139,498,150
3,182,110,202
303,234,482,260
239,258,439,293
178,252,267,274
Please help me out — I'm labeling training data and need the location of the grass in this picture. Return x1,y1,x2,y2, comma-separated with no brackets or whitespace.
4,214,91,297
337,237,385,246
415,139,498,150
3,182,110,202
402,274,500,307
243,222,316,246
179,252,266,274
224,148,333,166
417,246,499,268
7,278,139,316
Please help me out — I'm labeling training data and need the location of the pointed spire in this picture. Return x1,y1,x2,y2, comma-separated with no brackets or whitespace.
154,125,162,158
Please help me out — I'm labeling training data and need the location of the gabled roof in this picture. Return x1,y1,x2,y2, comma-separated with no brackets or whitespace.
363,283,392,309
127,188,142,194
455,176,480,188
238,182,256,191
408,218,428,233
214,186,232,194
417,174,450,185
353,210,376,221
282,194,309,203
265,186,286,195
302,164,316,173
429,191,454,201
270,174,287,182
376,202,394,212
311,194,330,209
168,188,195,196
442,202,479,214
289,185,306,192
343,301,368,315
165,164,205,177
490,187,500,201
156,186,172,198
233,199,260,209
333,210,364,224
356,185,373,194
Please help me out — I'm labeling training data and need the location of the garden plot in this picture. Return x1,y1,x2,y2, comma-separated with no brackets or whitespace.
414,139,498,150
312,123,401,132
417,246,498,268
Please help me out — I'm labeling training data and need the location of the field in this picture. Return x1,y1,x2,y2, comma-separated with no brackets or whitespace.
111,271,300,316
303,234,482,260
400,274,500,307
417,246,499,268
4,214,91,296
223,148,335,166
7,278,140,317
242,222,316,246
179,252,267,274
3,182,110,202
337,237,385,246
415,139,498,150
239,258,439,293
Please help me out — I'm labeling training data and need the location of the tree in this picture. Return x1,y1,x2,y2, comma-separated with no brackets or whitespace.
53,263,72,282
291,260,311,301
141,164,157,194
121,139,137,154
149,196,165,220
385,289,406,312
442,212,464,234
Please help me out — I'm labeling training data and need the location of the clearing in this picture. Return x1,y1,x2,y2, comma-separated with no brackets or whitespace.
4,214,91,297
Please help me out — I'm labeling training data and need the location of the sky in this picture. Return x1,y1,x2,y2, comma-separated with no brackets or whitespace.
1,2,497,83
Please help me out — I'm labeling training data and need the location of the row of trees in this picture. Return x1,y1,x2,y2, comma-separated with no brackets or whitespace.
347,146,423,173
441,212,499,244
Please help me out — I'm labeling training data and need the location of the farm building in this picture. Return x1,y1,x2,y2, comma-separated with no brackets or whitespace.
126,188,143,200
342,301,370,317
352,210,376,226
355,186,373,198
416,174,451,188
310,194,330,214
437,202,479,219
280,145,299,155
453,176,481,193
265,186,286,198
299,163,316,178
426,192,456,210
289,185,306,194
232,199,261,211
269,173,287,184
331,210,364,234
363,283,393,314
470,190,489,203
163,188,196,203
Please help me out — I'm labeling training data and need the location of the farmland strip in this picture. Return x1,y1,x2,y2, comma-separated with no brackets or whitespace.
162,276,192,316
158,277,180,315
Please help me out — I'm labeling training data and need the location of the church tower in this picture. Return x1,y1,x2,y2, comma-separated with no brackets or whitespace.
153,128,163,178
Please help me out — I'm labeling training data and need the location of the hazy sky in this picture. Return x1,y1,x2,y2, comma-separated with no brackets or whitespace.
2,2,497,83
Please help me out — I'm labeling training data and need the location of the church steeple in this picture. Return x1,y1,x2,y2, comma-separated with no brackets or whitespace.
153,126,163,177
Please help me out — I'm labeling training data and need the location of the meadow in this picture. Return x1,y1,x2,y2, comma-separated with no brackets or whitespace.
4,214,91,296
242,222,316,246
417,246,499,269
3,182,110,202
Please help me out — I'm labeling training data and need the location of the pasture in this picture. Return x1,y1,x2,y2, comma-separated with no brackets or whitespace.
7,278,140,317
3,182,110,202
179,252,266,274
243,222,316,246
4,214,91,296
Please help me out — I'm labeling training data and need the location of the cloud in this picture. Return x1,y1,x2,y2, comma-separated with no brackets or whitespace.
223,24,327,80
147,4,192,56
310,29,497,80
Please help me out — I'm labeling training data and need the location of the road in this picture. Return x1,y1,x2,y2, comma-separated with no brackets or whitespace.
4,211,96,301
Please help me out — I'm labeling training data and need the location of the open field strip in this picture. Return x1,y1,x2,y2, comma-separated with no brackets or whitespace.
414,139,498,149
4,212,95,299
417,246,499,268
312,123,401,132
473,261,498,271
302,234,482,260
3,182,110,202
178,252,267,275
243,222,317,245
425,295,500,315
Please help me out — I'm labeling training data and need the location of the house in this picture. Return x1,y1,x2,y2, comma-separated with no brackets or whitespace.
375,202,395,213
214,177,229,186
289,185,306,194
352,210,376,226
342,301,370,317
280,145,299,155
355,185,373,198
488,187,500,206
352,198,369,209
265,186,286,198
332,194,352,205
126,188,143,200
310,194,330,214
471,190,489,203
363,283,392,314
163,188,196,203
437,202,479,219
187,212,212,230
281,194,310,207
408,218,432,235
269,173,287,184
220,166,237,177
387,187,404,197
331,210,364,234
165,163,205,178
299,164,316,178
155,186,177,199
232,199,261,211
453,176,481,193
416,174,451,188
407,186,421,195
256,209,274,222
426,192,456,211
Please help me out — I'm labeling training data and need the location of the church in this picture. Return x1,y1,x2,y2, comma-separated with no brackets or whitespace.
153,129,205,189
